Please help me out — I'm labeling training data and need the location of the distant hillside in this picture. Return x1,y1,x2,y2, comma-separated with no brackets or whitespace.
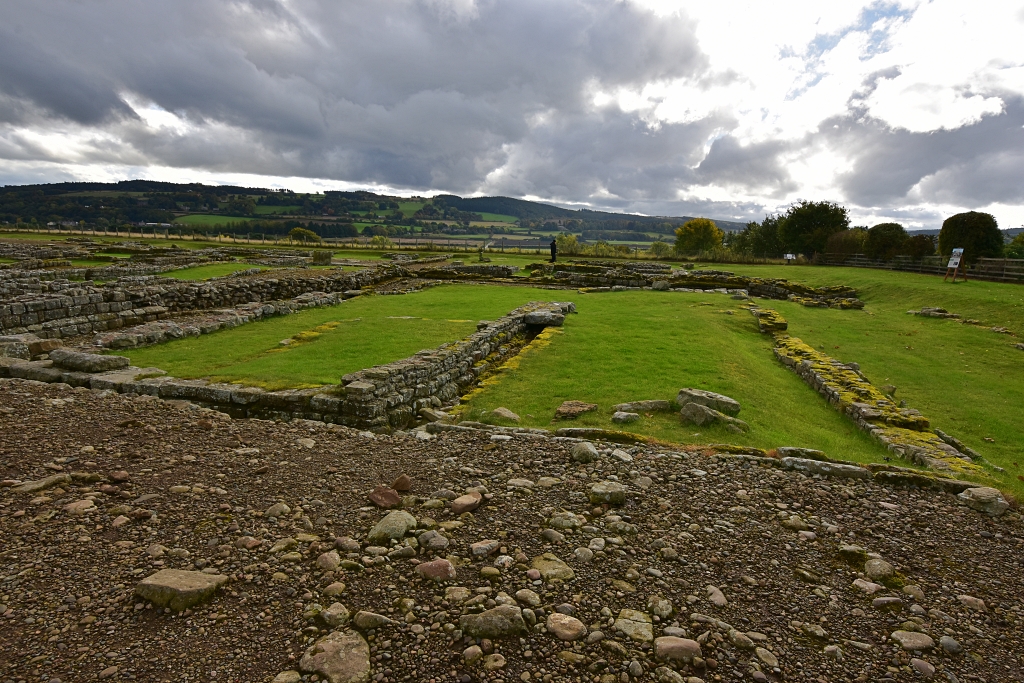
434,194,748,232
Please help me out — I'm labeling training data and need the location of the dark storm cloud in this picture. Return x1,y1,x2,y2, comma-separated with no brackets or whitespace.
0,0,711,195
828,96,1024,209
0,0,1020,227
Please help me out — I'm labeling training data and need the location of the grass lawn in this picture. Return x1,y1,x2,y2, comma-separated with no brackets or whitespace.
172,214,248,226
164,263,269,280
461,289,889,464
120,284,556,390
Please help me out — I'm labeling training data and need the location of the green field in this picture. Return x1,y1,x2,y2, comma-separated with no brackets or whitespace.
253,205,302,215
120,285,551,389
478,212,518,223
164,263,270,280
172,214,248,226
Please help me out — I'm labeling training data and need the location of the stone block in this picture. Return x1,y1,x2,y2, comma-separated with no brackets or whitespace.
134,569,229,611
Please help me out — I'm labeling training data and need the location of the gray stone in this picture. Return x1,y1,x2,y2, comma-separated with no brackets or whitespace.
679,402,749,431
676,388,741,415
320,602,351,627
49,348,130,373
589,481,626,505
460,604,527,638
13,473,72,493
367,510,416,544
299,630,371,683
864,558,895,582
891,630,934,651
612,400,672,413
571,442,599,463
417,530,450,551
957,487,1009,516
615,609,654,642
134,569,229,612
611,411,640,424
939,635,962,654
491,407,520,422
524,309,565,326
775,446,826,460
265,502,291,518
779,457,870,479
531,553,575,581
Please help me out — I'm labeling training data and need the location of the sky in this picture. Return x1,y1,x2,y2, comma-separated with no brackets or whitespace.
1,0,1022,230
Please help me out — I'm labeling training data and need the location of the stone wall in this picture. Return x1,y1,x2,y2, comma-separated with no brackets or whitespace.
0,301,574,432
0,265,408,339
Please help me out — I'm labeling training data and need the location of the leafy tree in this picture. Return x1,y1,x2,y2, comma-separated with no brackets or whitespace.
729,215,784,257
864,222,908,260
647,240,673,258
288,227,320,243
226,197,256,216
674,218,723,254
825,227,867,257
938,211,1002,261
778,201,850,256
903,234,936,259
1005,233,1024,259
555,233,581,255
370,234,394,248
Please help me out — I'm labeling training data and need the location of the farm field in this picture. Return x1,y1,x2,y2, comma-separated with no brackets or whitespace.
171,214,248,226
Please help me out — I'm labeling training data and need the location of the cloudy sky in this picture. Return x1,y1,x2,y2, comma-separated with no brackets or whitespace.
1,0,1022,229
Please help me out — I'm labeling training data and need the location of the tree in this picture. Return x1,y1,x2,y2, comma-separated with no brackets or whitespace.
674,218,723,254
555,233,581,255
288,226,320,243
732,215,785,257
1005,233,1024,259
864,222,908,260
903,234,936,259
825,227,867,257
778,201,850,256
938,211,1002,261
647,240,673,258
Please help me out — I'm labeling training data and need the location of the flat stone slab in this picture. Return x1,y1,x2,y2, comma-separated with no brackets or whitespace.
300,630,371,683
780,457,870,480
531,553,575,581
134,569,229,611
614,608,653,642
612,400,672,413
49,348,130,373
555,400,598,419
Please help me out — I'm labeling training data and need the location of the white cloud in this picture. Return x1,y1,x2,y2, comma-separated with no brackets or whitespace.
0,0,1023,229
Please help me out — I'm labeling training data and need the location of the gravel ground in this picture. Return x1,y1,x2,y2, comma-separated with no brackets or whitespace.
1,379,1022,683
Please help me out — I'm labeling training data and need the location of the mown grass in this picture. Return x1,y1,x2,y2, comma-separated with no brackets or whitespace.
715,265,1024,497
163,263,271,280
461,289,889,463
120,284,557,390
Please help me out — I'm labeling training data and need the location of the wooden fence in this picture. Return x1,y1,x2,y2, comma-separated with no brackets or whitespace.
821,254,1024,284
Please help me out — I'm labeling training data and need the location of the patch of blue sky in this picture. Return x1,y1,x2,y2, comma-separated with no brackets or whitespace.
785,2,914,101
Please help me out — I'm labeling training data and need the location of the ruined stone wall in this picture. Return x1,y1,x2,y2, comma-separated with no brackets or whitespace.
0,301,573,432
0,265,408,338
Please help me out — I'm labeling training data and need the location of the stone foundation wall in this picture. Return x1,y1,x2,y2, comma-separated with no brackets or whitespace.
0,301,574,432
0,265,408,338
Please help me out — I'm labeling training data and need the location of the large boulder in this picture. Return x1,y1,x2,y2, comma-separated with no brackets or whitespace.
957,487,1009,516
299,630,371,683
676,388,741,415
134,569,229,611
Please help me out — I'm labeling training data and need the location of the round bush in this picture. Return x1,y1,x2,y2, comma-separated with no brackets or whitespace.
938,212,1002,261
864,223,908,260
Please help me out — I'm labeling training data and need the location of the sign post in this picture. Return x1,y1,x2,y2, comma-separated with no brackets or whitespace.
784,253,796,264
944,248,967,282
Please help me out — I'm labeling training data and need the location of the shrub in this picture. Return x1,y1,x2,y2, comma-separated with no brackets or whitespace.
370,234,394,248
778,201,850,256
864,223,908,260
674,218,724,254
902,234,936,259
647,240,673,258
1006,233,1024,259
825,228,867,258
938,211,1002,261
555,233,581,256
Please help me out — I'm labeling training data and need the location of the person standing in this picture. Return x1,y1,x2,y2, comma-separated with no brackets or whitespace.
549,238,557,263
